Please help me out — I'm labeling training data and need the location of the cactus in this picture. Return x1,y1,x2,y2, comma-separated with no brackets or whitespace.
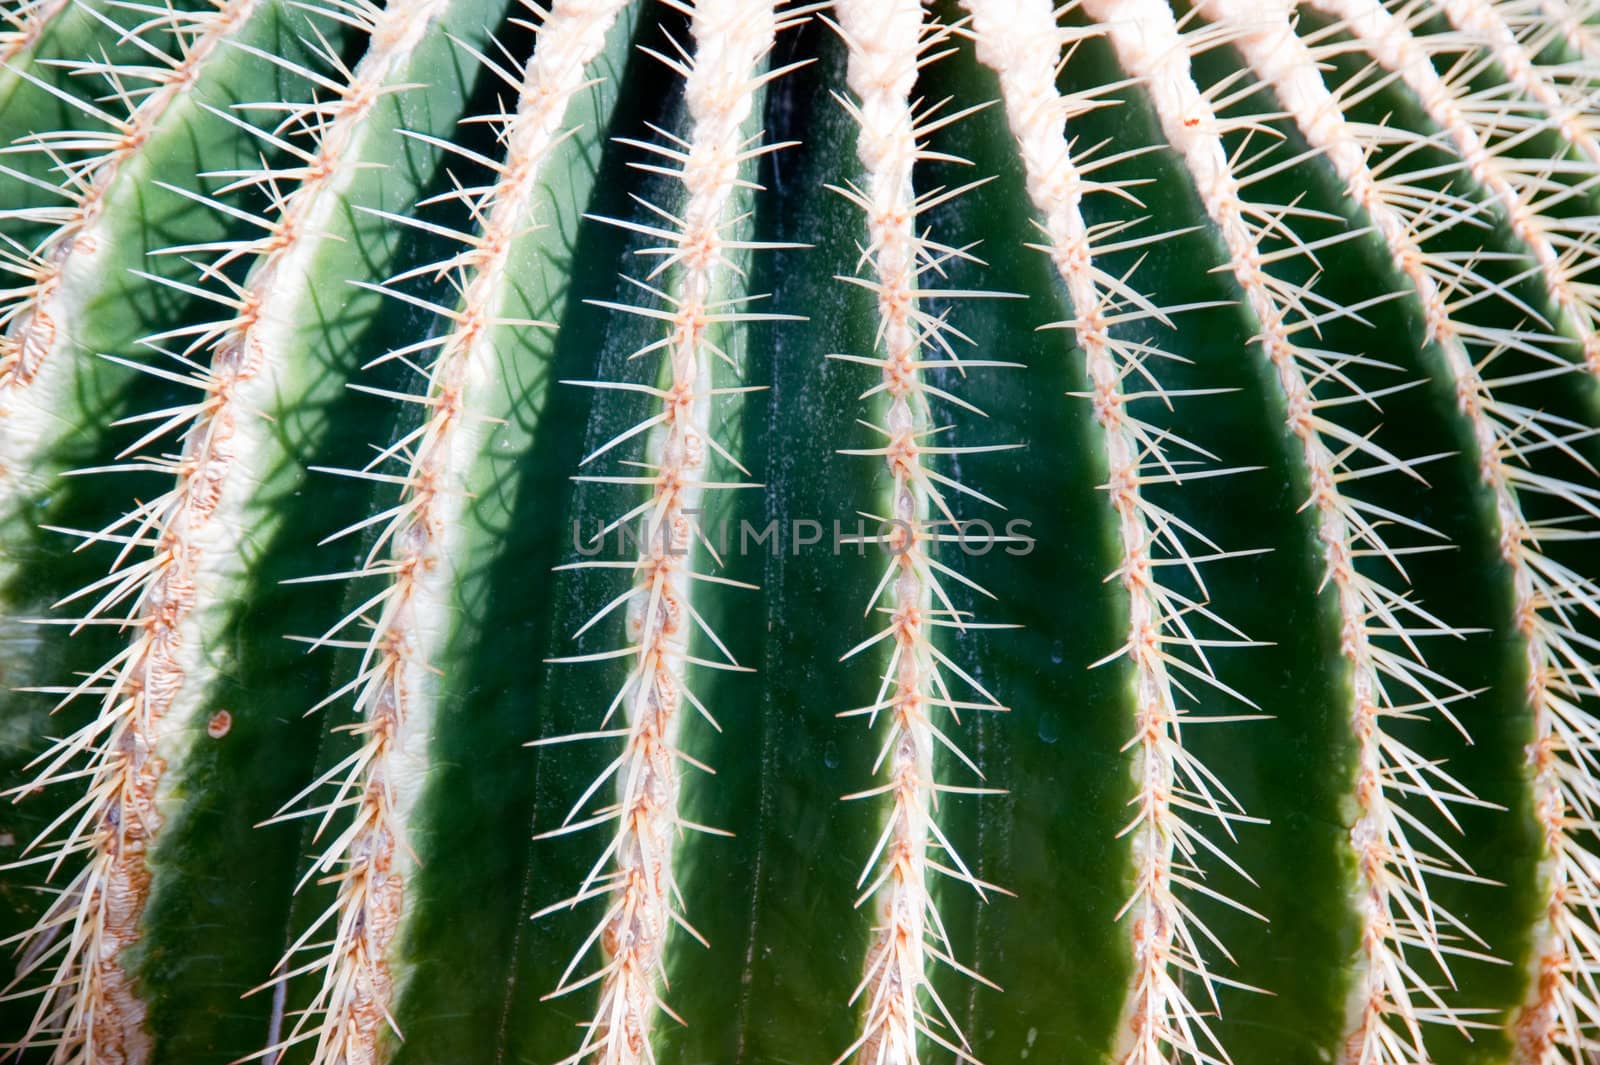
1,0,1599,1062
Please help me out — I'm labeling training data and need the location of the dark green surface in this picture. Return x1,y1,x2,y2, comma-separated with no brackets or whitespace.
660,25,892,1064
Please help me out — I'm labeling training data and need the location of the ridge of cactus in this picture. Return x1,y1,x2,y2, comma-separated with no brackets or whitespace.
0,0,255,516
1203,8,1600,1061
257,3,636,1061
1310,0,1600,374
964,3,1271,1064
1203,4,1600,1061
1083,1,1501,1060
534,2,804,1060
0,1,294,1054
1,0,484,1056
1512,0,1600,61
825,3,1021,1062
1438,0,1600,171
0,0,65,69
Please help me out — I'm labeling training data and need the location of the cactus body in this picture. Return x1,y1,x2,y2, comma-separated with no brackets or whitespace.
1,1,1599,1064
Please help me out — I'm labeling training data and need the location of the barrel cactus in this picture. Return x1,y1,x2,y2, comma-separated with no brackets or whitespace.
2,0,1599,1063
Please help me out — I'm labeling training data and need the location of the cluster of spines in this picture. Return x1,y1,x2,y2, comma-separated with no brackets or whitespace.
2,0,452,1059
1507,0,1600,63
1309,0,1600,377
963,2,1267,1063
1082,0,1505,1061
0,0,259,506
536,1,804,1061
1234,2,1600,1060
826,3,1019,1063
0,0,66,69
253,1,640,1062
1436,0,1600,171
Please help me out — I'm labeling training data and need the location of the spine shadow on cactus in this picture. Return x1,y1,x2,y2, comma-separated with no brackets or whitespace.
0,0,510,1057
0,0,352,1051
201,7,545,1061
372,5,687,1062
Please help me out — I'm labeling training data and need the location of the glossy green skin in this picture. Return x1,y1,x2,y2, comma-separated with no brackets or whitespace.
1,1,1592,1062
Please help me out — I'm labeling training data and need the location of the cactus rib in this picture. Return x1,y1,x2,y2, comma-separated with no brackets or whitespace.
965,3,1270,1063
1523,0,1600,62
0,0,255,510
1209,3,1600,1058
1086,0,1499,1060
827,3,1021,1062
538,2,794,1060
5,1,1600,1061
0,0,67,68
3,0,457,1057
1311,0,1600,375
1438,0,1600,171
255,2,635,1061
1203,6,1600,1055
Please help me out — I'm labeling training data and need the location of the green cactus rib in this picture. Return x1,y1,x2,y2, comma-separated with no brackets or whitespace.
1,0,1600,1063
0,0,324,1049
0,0,67,107
964,4,1270,1063
0,0,59,55
1088,4,1497,1059
1310,0,1600,375
0,0,325,851
533,4,806,1058
1194,4,1600,1059
823,4,1029,1060
0,0,262,511
0,0,69,103
1438,0,1600,172
261,2,638,1062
